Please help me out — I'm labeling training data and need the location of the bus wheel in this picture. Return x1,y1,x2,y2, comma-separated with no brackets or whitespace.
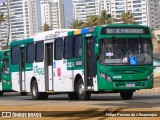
20,92,27,96
68,92,78,100
76,78,91,100
0,91,3,96
31,80,42,100
120,91,133,100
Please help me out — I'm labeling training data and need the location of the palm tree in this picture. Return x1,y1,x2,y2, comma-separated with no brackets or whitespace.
68,19,84,29
118,11,135,24
83,15,99,27
42,23,50,31
0,12,6,24
99,10,113,25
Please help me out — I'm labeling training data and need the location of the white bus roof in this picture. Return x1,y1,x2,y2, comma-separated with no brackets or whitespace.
30,29,78,41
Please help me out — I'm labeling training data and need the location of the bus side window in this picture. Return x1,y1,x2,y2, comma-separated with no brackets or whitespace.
26,42,35,63
64,37,73,59
54,38,63,60
11,45,19,65
35,41,44,62
3,58,9,74
74,36,82,58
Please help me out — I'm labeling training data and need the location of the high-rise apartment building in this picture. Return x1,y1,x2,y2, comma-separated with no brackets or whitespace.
95,0,149,26
149,0,160,29
0,0,38,45
0,1,8,45
73,0,96,22
73,0,160,29
40,0,65,30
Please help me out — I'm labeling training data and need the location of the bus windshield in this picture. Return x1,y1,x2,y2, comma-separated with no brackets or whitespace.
99,38,152,65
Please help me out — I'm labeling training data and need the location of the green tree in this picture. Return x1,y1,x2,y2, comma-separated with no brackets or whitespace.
42,23,50,31
68,19,84,29
119,11,135,24
69,11,114,29
0,12,6,24
83,15,99,27
99,10,113,25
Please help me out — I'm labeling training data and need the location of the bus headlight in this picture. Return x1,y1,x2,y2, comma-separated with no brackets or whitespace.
100,72,112,82
147,72,153,81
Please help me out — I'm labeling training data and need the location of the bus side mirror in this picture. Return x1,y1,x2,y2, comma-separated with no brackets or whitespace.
95,44,99,56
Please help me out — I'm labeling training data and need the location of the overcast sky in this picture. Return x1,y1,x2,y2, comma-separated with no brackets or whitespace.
0,0,73,29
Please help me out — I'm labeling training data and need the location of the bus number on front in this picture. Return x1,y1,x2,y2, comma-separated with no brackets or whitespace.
113,76,122,79
86,34,91,37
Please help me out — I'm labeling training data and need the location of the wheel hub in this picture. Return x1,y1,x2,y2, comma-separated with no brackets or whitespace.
79,84,85,95
32,85,37,96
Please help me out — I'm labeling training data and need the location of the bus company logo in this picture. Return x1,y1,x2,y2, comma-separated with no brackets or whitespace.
2,112,12,117
67,62,74,67
33,66,44,75
129,76,133,79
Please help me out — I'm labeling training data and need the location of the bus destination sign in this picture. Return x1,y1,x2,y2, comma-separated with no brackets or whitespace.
101,27,149,35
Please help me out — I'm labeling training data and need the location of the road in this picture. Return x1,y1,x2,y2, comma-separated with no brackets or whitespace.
0,91,160,108
0,92,160,119
1,77,160,119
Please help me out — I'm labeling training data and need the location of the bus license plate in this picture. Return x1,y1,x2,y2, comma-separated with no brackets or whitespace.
126,83,135,87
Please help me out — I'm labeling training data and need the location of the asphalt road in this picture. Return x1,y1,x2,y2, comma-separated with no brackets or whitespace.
0,91,160,109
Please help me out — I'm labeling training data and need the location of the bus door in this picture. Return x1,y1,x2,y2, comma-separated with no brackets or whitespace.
45,43,53,91
1,57,11,90
84,36,96,90
19,47,26,91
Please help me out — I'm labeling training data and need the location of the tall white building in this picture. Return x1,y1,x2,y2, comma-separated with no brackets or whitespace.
73,0,160,29
73,0,96,22
149,0,160,29
0,0,38,44
0,1,8,45
95,0,149,26
40,0,65,30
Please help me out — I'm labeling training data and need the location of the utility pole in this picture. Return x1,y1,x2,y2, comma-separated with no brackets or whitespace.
6,0,10,49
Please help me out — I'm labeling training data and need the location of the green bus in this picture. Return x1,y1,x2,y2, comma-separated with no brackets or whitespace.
0,50,11,96
9,24,153,100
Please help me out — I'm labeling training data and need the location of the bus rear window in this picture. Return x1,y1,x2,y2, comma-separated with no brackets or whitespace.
11,45,19,65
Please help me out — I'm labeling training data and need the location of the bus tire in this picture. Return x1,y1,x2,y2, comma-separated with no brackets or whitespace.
0,91,3,96
20,92,27,96
68,92,78,100
31,80,42,100
120,91,133,100
76,78,91,100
